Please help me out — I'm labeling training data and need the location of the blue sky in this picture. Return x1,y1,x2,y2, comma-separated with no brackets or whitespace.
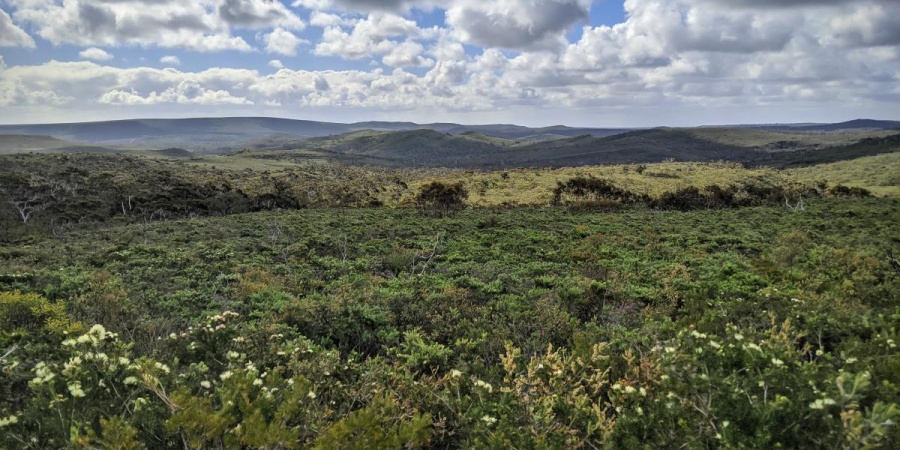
0,0,897,126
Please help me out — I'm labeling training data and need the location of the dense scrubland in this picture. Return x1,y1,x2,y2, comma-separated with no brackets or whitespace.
1,145,899,448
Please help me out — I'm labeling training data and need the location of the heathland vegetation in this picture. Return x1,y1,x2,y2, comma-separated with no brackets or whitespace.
1,122,899,448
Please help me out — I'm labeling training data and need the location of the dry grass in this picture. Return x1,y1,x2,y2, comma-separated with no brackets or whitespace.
393,162,785,207
687,128,897,149
786,151,900,197
180,154,309,171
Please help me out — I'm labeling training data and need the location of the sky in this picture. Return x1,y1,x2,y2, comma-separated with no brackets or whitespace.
0,0,898,127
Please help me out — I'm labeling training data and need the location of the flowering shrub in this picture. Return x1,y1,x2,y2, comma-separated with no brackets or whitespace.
1,198,898,448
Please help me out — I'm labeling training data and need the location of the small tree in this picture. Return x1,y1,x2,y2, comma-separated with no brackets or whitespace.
552,177,638,209
415,181,468,216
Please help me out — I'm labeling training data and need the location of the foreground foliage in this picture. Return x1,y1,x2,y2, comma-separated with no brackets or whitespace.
0,193,898,448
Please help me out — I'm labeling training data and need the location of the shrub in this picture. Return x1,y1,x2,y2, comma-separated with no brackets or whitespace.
653,186,710,211
829,185,872,198
415,181,468,216
0,291,81,342
552,177,641,209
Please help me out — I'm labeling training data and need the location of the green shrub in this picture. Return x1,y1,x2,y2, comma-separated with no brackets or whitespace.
552,177,640,208
0,291,80,342
415,181,468,216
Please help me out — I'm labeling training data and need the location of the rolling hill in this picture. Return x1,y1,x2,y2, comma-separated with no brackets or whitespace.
0,117,633,153
0,134,132,155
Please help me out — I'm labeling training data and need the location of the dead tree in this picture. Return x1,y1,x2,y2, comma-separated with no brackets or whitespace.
785,193,804,211
8,192,49,224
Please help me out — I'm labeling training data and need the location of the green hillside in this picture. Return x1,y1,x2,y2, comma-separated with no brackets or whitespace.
1,144,898,449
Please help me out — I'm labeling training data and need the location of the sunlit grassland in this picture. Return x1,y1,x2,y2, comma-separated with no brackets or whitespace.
787,151,900,197
686,128,898,149
394,162,785,207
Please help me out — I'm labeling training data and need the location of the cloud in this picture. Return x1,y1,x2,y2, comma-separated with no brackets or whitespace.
819,1,900,48
9,0,254,52
699,0,859,7
315,13,432,60
1,0,898,126
0,7,35,47
101,78,253,105
446,0,591,51
79,47,113,61
160,55,181,66
309,11,355,27
382,41,433,67
294,0,432,13
263,27,309,56
218,0,305,29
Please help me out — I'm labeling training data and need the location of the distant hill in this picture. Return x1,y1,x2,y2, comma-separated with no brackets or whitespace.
0,134,130,155
491,129,763,168
147,148,194,158
755,134,900,168
748,119,900,133
249,127,767,168
1,117,897,169
0,117,632,152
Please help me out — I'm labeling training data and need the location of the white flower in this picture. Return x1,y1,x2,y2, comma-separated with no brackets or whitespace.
307,391,317,399
664,347,676,354
734,333,744,341
450,369,463,378
68,381,86,398
846,357,858,364
481,415,497,425
220,371,233,381
253,378,263,386
624,386,637,394
0,415,18,427
771,358,785,367
123,376,139,385
200,381,212,389
227,351,239,360
474,380,493,393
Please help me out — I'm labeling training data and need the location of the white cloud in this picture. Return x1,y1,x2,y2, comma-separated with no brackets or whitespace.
263,27,309,56
100,79,253,105
218,0,305,30
79,47,113,61
1,0,898,126
382,40,433,67
160,55,181,66
315,13,433,60
309,11,355,27
0,7,35,47
8,0,255,52
446,0,591,51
